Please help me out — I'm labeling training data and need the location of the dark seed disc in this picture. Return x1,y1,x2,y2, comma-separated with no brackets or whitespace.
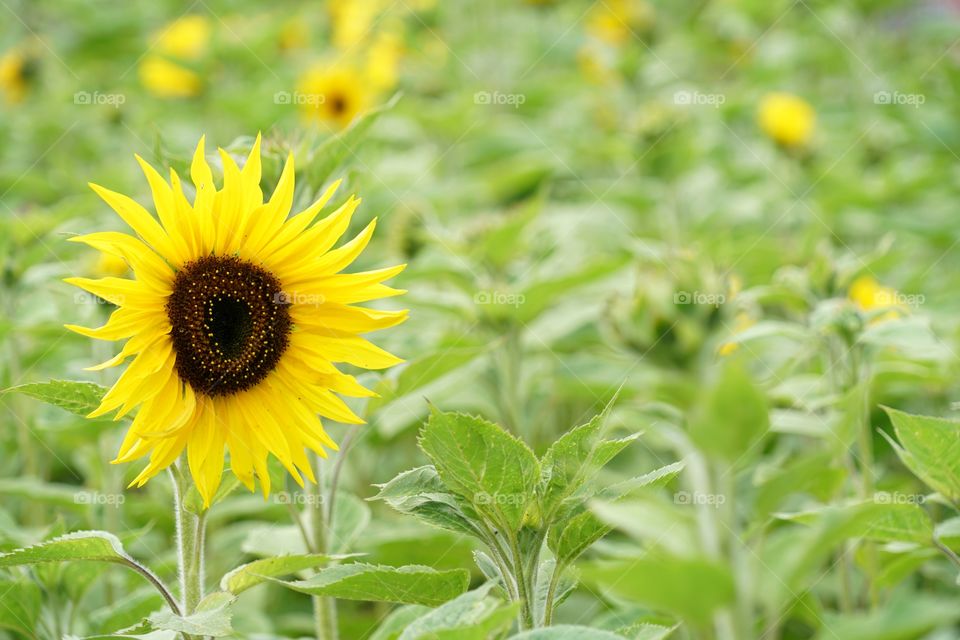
166,255,292,396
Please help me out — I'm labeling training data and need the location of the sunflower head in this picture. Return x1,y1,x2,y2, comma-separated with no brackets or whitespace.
152,15,211,61
298,65,370,128
139,56,202,98
139,15,210,98
67,135,407,507
0,48,32,104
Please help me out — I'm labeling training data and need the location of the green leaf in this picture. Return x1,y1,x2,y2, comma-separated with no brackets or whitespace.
372,465,484,538
220,553,339,595
538,396,639,518
4,379,108,417
90,589,164,636
690,364,769,464
0,531,175,616
370,605,432,640
754,453,846,517
531,559,577,627
813,593,960,639
547,462,687,566
595,461,686,501
69,629,176,640
548,509,611,566
616,622,679,640
777,500,933,546
883,407,960,502
581,553,735,626
0,530,130,566
0,580,41,638
302,93,400,188
757,503,918,615
148,591,234,637
509,626,626,640
330,491,371,554
397,582,519,640
271,563,469,607
419,411,539,533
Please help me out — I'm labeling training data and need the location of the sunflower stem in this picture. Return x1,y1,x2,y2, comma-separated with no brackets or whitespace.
171,462,206,639
310,454,338,640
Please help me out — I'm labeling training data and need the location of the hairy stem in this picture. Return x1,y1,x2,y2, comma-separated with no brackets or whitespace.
171,462,206,640
310,454,338,640
543,559,565,626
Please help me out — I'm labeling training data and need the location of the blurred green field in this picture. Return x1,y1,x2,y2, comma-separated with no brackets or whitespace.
5,1,960,639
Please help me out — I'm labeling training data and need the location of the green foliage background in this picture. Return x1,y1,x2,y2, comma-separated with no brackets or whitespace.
4,0,960,638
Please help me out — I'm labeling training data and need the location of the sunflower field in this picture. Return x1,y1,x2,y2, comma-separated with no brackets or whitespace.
5,0,960,638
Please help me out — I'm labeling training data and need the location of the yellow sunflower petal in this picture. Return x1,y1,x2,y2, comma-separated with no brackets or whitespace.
88,183,180,264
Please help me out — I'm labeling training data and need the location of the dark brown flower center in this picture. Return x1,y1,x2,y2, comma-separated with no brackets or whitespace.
166,255,291,396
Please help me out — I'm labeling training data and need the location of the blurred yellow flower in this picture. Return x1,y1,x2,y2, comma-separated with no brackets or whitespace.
139,56,202,98
718,312,755,357
298,64,370,128
365,28,403,92
849,276,903,320
330,0,382,50
0,49,28,104
152,15,210,61
585,0,654,47
758,92,815,148
140,15,209,98
279,18,309,51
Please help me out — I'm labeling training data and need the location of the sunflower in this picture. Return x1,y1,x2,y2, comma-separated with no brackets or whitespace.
298,64,370,128
66,135,407,506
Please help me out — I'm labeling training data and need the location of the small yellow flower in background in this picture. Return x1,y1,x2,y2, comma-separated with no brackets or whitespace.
849,275,904,323
0,49,29,104
139,57,202,98
139,15,210,98
152,15,211,61
585,0,654,47
298,64,370,128
330,0,383,51
279,17,309,51
758,92,815,148
718,312,755,357
66,135,407,506
365,27,404,92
